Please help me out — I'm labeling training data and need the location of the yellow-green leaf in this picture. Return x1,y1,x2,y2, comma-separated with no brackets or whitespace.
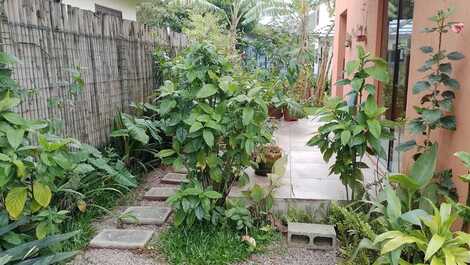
381,236,418,254
425,234,445,261
33,181,52,207
35,222,48,239
5,187,28,219
12,160,25,178
203,129,214,147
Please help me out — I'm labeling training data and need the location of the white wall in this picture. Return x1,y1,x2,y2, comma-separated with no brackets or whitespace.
61,0,138,21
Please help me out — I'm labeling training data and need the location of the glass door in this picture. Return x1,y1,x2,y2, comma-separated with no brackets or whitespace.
383,0,414,171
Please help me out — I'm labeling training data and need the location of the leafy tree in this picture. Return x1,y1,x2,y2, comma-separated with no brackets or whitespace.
137,0,191,32
169,0,284,59
156,43,271,202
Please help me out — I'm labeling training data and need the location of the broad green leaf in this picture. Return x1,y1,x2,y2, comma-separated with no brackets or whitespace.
389,174,420,192
242,107,254,125
204,190,222,199
346,60,360,76
159,99,177,115
385,185,401,222
6,128,24,149
365,61,389,83
0,153,10,162
396,140,417,152
400,209,429,226
189,122,203,133
0,95,21,112
381,236,419,254
447,51,465,61
374,231,404,244
250,184,265,202
420,46,433,53
367,119,381,139
364,96,378,117
455,151,470,168
410,144,437,187
341,130,351,145
413,81,431,94
73,163,95,174
196,84,218,98
425,234,445,261
33,181,52,207
12,160,25,178
440,116,456,130
36,222,48,239
52,152,73,170
422,109,442,124
158,149,175,158
209,167,222,182
5,187,27,219
121,114,149,144
2,112,26,126
335,79,351,86
203,129,214,147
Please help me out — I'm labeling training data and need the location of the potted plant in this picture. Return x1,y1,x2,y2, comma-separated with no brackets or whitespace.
254,144,283,176
272,93,304,122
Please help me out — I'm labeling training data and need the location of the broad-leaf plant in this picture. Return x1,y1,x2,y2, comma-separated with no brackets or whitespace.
356,147,470,265
399,8,465,156
308,46,393,200
0,51,136,263
156,42,271,202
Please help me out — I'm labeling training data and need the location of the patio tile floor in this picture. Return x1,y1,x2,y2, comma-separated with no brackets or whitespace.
229,117,375,204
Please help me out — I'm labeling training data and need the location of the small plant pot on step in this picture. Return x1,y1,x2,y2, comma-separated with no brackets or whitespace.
254,145,283,176
268,105,283,119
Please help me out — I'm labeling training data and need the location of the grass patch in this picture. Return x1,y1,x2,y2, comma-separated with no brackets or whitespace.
157,224,280,265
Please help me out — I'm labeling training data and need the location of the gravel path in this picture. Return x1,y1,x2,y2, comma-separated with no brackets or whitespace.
69,168,338,265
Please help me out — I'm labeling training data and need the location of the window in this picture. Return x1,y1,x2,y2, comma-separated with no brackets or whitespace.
382,0,414,171
95,4,123,19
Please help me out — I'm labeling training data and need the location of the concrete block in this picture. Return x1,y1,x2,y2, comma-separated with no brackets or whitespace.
144,187,178,201
161,173,189,185
89,229,154,249
288,222,336,250
121,206,172,225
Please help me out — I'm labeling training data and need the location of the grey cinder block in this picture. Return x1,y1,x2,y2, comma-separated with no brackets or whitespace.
288,222,337,250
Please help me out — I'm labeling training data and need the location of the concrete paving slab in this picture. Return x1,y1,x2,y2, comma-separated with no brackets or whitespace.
121,206,171,225
161,173,189,184
89,229,154,249
144,187,178,201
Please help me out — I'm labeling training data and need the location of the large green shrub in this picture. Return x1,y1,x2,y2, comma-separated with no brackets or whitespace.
308,46,393,200
156,43,271,202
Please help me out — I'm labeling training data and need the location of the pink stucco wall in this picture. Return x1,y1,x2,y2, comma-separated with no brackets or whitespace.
404,0,470,208
332,0,469,219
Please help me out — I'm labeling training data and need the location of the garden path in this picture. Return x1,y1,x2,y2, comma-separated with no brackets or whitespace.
230,117,378,212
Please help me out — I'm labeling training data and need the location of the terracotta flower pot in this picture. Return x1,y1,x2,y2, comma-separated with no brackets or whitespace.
283,107,298,122
268,105,283,119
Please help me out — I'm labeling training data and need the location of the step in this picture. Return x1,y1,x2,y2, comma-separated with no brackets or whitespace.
287,222,337,250
161,173,189,185
144,187,178,201
89,229,154,249
121,206,172,225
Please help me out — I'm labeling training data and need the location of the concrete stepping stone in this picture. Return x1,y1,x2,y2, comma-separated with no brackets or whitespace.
89,229,154,249
287,222,337,250
121,206,172,225
144,187,178,201
161,172,189,185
